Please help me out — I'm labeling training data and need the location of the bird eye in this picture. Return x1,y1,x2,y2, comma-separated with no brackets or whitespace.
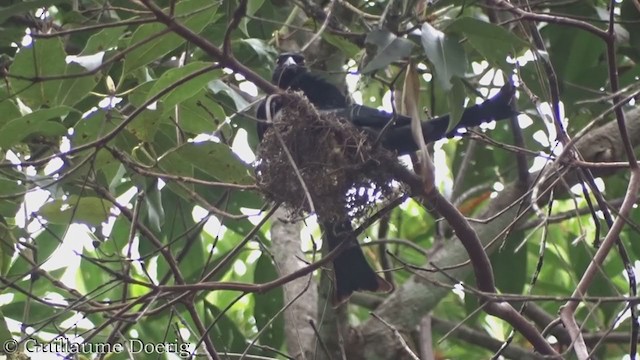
293,55,305,65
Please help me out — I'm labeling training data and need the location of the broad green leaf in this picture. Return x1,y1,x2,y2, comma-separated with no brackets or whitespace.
78,255,111,295
362,29,414,73
159,191,206,282
128,109,165,142
97,217,131,259
447,17,529,70
0,310,11,350
143,180,164,233
207,80,250,110
56,62,100,106
0,27,23,48
0,217,16,276
237,38,275,60
177,229,207,282
2,299,59,322
127,81,165,142
542,2,605,96
0,94,21,128
420,23,467,90
178,92,226,134
491,231,527,294
39,196,111,226
205,302,249,353
322,33,361,58
253,255,285,349
169,142,253,185
81,26,126,55
71,110,117,147
136,316,171,345
8,38,97,108
622,0,640,52
6,224,65,278
147,62,219,109
0,175,25,217
446,78,466,133
157,147,194,179
569,240,620,322
156,147,196,202
123,0,218,74
8,38,67,108
231,38,277,74
0,106,73,147
239,0,266,35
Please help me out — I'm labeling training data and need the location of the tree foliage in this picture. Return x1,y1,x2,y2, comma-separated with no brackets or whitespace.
0,0,639,359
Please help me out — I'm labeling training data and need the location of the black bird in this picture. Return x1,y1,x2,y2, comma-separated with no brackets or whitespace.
258,53,516,154
256,53,515,304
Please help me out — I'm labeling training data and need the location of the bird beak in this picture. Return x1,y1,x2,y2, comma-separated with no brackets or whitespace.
283,56,297,66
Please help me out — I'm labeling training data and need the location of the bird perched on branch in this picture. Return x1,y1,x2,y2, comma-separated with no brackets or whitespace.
258,53,516,154
255,52,515,305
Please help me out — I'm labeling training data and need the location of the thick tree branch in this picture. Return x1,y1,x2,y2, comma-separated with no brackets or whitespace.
271,208,318,359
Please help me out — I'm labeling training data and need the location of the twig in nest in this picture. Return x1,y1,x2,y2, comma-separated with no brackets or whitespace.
255,92,406,222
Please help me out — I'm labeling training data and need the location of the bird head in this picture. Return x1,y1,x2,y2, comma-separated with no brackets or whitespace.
272,53,307,89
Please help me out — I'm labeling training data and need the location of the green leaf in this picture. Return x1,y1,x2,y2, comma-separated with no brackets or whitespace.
127,81,165,142
129,110,165,143
2,299,59,322
238,38,274,60
253,255,285,349
81,26,126,55
568,241,619,322
8,38,67,108
362,29,414,73
147,62,219,109
622,0,640,50
0,94,21,127
239,0,266,35
143,181,164,233
167,142,254,185
0,310,11,351
123,0,218,74
322,33,361,58
0,175,25,217
0,106,73,148
205,302,249,353
178,92,226,134
78,255,111,296
56,62,100,106
6,224,66,278
71,110,116,147
160,191,205,282
8,38,97,108
0,217,16,276
155,147,195,201
491,231,527,294
420,23,467,90
39,196,110,226
447,17,529,70
207,80,250,110
446,78,466,133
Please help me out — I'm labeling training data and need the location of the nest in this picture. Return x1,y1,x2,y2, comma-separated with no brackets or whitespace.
255,92,405,222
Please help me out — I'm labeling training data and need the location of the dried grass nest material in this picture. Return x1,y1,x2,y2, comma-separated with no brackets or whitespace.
255,92,406,220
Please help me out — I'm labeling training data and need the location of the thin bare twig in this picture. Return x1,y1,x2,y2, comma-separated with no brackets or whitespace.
370,313,420,360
